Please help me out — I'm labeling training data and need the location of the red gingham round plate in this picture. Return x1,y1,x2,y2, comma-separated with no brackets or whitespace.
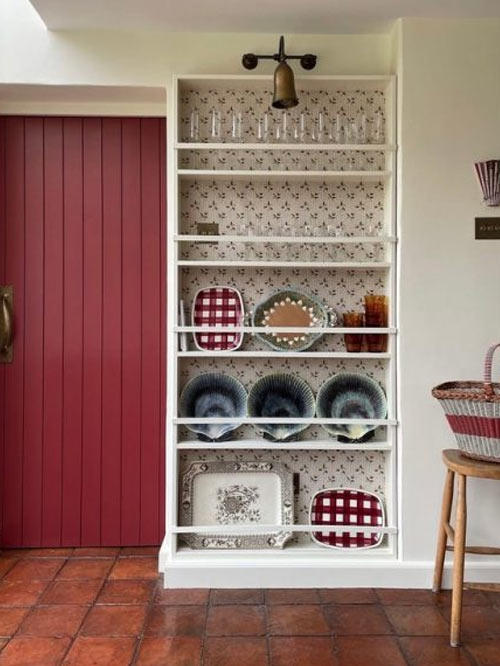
309,487,385,550
192,286,244,352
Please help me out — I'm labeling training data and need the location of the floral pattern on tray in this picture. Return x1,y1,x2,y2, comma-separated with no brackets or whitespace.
180,460,294,549
179,450,389,547
216,485,261,524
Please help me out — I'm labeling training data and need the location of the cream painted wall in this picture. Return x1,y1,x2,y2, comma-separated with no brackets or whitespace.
398,18,500,564
3,0,500,576
0,0,390,93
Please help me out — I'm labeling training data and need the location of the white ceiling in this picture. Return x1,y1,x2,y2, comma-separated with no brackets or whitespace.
27,0,500,32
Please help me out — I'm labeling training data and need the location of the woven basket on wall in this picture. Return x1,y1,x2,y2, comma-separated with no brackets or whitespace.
432,343,500,462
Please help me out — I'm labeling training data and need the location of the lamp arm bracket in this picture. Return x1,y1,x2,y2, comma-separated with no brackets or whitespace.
242,36,317,71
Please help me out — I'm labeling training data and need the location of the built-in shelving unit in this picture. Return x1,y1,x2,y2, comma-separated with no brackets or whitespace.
162,74,398,588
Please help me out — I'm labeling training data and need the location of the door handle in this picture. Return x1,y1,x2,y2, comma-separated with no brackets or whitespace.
0,286,13,363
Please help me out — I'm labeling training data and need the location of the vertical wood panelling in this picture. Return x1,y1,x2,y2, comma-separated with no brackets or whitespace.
2,118,25,547
159,119,166,540
61,117,84,545
0,116,166,548
22,118,44,545
101,118,123,546
140,120,161,543
120,119,142,545
81,118,103,545
42,117,64,546
0,120,7,545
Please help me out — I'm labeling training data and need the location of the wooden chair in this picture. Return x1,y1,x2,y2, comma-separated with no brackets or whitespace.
433,449,500,646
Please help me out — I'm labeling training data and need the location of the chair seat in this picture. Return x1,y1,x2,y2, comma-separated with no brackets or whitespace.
443,449,500,480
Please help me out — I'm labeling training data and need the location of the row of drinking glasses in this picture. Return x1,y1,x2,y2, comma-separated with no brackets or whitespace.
189,108,385,144
237,222,384,261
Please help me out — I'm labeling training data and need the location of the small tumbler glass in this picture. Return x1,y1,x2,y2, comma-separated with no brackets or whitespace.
364,294,388,352
210,108,222,142
343,312,364,352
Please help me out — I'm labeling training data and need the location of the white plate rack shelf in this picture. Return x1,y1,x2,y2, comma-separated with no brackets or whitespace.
162,74,398,588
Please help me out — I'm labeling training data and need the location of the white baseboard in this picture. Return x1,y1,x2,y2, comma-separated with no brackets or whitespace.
158,538,500,589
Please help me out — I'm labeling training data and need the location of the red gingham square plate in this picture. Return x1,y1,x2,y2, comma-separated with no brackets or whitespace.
192,286,244,352
309,487,385,550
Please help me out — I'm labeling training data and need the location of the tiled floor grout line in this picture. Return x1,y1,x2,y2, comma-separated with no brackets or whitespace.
393,634,417,666
58,558,116,664
129,578,161,665
318,601,339,666
200,600,210,666
200,591,214,666
462,643,484,666
263,600,271,665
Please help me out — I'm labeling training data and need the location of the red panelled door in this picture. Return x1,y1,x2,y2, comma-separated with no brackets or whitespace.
0,116,166,547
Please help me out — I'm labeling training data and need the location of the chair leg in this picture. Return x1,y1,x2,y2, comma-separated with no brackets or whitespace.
451,473,467,647
432,468,455,593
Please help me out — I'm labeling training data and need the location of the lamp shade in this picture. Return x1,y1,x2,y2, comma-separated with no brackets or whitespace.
272,61,298,109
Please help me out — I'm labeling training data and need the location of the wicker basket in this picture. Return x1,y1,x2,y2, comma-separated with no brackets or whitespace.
432,343,500,462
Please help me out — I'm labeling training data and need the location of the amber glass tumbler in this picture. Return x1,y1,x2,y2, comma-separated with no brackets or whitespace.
343,312,364,352
364,295,388,353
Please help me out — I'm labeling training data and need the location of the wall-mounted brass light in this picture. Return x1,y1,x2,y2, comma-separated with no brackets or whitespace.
242,36,317,109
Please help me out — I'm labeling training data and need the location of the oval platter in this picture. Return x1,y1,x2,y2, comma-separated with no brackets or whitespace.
253,289,330,352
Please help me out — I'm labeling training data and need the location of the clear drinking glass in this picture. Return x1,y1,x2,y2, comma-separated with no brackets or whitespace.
245,220,257,259
365,223,383,261
189,109,200,168
293,112,307,143
254,221,270,260
257,112,269,142
326,224,338,261
230,110,243,142
371,111,385,144
358,113,368,144
303,223,315,262
210,108,222,142
286,226,298,261
312,111,325,142
334,222,346,261
312,225,323,262
275,112,290,143
189,109,200,142
345,119,358,145
330,113,344,144
238,221,251,259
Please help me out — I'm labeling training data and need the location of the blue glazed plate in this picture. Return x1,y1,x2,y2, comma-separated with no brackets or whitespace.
316,372,387,441
180,373,247,442
253,289,330,352
248,373,315,441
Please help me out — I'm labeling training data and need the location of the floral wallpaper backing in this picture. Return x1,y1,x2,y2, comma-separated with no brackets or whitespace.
175,84,392,550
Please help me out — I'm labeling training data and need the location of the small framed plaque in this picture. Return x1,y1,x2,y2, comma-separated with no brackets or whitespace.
475,217,500,240
197,222,219,238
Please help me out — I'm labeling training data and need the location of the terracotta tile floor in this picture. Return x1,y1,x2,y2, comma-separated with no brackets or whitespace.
0,548,498,664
